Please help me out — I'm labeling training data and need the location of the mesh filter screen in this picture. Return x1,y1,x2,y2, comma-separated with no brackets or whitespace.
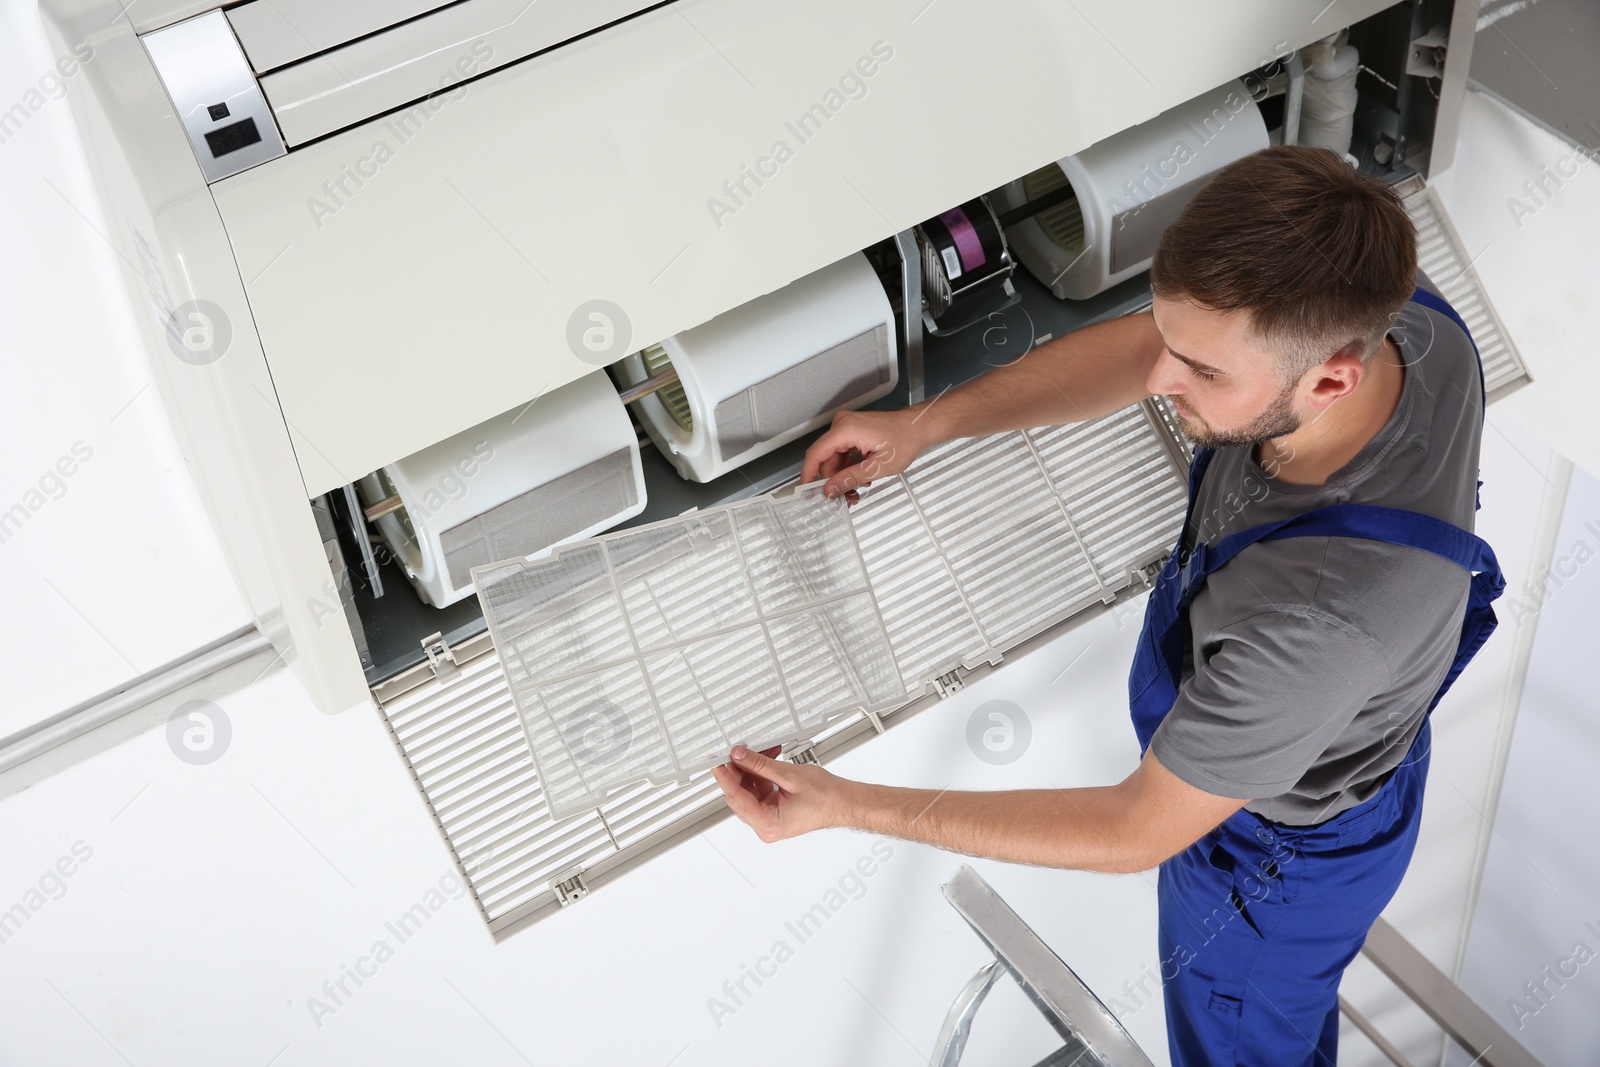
398,400,1189,933
474,486,906,818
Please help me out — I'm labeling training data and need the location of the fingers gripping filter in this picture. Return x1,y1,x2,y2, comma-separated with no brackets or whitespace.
915,196,1019,336
617,252,898,483
472,485,908,819
990,78,1267,300
358,371,646,608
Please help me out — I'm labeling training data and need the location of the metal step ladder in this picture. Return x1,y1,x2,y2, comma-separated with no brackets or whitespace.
928,865,1547,1067
930,866,1155,1067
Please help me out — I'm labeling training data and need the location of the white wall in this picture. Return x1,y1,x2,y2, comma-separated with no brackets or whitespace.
1448,465,1600,1065
1436,86,1600,480
0,0,248,736
1430,83,1600,1067
1335,414,1563,1067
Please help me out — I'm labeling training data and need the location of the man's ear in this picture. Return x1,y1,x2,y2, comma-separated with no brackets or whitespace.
1304,342,1367,409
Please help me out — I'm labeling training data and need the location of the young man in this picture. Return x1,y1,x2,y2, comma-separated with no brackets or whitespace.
710,146,1503,1066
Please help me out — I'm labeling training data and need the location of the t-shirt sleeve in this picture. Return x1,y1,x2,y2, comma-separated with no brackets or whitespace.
1149,607,1394,799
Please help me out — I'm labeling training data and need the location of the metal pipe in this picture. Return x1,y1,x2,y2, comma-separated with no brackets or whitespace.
894,229,926,405
1361,918,1546,1067
617,366,680,405
929,960,1007,1067
339,485,384,598
364,494,405,522
0,626,272,775
1285,48,1305,146
1337,996,1418,1067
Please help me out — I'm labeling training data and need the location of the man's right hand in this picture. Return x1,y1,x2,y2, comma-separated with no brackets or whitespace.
802,407,932,503
798,310,1164,502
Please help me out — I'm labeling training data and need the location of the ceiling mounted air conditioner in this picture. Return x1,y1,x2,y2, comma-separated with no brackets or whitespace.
991,79,1268,300
357,372,645,609
615,252,898,483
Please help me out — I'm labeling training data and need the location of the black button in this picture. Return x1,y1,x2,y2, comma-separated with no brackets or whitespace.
207,102,230,121
204,117,261,157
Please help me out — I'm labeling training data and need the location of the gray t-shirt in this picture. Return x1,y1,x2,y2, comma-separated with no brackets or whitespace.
1149,269,1483,825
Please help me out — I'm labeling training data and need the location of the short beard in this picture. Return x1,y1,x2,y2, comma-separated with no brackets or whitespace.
1171,380,1303,449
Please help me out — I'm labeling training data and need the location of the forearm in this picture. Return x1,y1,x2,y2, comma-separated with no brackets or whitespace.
908,311,1164,447
840,780,1153,875
713,745,1246,867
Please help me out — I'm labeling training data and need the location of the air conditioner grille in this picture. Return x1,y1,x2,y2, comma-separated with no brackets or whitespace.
1398,175,1529,401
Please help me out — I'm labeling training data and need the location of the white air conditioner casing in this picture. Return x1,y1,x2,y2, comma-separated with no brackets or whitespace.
992,79,1268,301
357,372,644,609
618,253,898,483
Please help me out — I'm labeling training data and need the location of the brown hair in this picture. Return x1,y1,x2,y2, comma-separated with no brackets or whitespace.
1149,145,1418,382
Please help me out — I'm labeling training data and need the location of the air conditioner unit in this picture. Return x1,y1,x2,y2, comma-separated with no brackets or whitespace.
357,372,645,609
991,79,1268,300
615,252,898,483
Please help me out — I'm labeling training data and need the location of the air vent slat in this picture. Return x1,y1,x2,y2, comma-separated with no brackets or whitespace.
1399,175,1530,400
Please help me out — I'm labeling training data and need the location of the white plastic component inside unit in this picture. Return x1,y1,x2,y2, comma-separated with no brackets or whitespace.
618,252,898,483
474,401,1186,820
364,371,645,609
472,485,908,818
992,79,1268,301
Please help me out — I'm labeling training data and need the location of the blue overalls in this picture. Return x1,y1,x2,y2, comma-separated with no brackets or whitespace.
1127,288,1506,1066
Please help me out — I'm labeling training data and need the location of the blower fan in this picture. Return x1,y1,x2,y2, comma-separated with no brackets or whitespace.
913,196,1020,336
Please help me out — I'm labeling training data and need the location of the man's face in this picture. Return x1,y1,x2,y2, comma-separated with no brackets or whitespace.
1147,295,1307,449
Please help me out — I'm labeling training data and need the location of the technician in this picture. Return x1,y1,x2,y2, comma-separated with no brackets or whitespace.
712,145,1504,1067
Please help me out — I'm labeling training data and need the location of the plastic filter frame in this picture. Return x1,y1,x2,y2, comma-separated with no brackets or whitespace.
472,483,908,819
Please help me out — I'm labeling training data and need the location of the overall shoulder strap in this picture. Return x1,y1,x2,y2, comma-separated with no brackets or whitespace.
1263,503,1507,713
1256,502,1502,582
1191,502,1503,595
